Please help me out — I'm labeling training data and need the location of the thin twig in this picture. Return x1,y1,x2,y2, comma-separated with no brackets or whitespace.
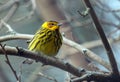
18,60,25,82
97,0,120,21
107,29,119,38
94,1,120,12
84,0,119,76
13,0,36,22
0,0,19,12
100,19,120,29
71,72,110,82
71,74,89,82
82,37,120,48
37,72,57,82
65,72,71,82
0,1,19,30
0,19,16,34
13,11,34,22
77,7,90,17
0,44,19,81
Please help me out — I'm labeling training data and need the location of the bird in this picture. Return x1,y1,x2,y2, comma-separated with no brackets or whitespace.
28,21,62,56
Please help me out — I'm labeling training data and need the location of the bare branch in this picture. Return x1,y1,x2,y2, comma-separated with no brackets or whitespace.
37,72,57,82
0,44,19,81
97,0,120,21
64,72,71,82
84,0,119,76
0,46,84,77
82,37,120,49
70,72,110,82
13,0,36,22
63,37,111,71
0,1,19,30
0,20,112,71
100,19,120,29
0,19,16,33
94,1,120,12
0,0,19,12
0,33,111,71
0,34,33,42
18,60,25,82
0,45,112,82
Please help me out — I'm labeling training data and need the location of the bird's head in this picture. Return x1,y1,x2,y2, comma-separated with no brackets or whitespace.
42,21,62,31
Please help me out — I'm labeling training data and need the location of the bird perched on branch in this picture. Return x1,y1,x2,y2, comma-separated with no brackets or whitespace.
28,21,62,56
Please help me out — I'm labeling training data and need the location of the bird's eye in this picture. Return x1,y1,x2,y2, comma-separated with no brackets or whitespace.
48,23,55,28
51,23,54,25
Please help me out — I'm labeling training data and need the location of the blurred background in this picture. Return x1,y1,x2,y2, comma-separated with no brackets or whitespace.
0,0,120,82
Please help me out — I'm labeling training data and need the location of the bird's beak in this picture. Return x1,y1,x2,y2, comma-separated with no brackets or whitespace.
58,23,63,27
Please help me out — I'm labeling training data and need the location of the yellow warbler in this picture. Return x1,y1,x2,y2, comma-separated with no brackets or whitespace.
28,21,62,56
